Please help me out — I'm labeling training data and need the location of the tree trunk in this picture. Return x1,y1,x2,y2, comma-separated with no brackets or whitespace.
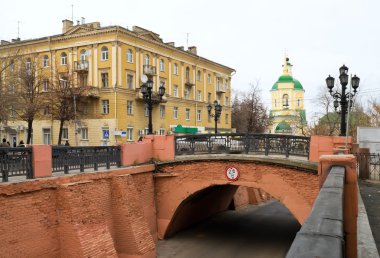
27,119,33,144
58,119,64,145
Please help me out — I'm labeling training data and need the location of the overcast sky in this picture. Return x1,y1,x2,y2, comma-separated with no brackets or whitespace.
1,0,379,122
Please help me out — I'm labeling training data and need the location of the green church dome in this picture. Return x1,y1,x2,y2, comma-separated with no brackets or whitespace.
275,121,292,132
271,75,304,90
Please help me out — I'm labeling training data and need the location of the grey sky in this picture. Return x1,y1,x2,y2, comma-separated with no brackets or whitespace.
1,0,379,122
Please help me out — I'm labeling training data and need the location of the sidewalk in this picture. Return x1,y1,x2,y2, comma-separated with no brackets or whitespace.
359,180,380,257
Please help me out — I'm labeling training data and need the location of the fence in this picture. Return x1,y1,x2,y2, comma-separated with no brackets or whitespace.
52,146,121,174
175,133,310,158
356,153,380,180
0,147,33,182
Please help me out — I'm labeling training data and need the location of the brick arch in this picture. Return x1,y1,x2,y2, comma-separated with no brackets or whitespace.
155,161,319,239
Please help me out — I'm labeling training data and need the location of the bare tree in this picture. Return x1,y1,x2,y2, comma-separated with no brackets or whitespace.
231,82,270,133
49,71,85,145
368,97,380,126
15,56,47,144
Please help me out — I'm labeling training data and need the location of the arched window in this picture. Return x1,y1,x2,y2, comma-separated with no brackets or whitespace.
25,58,31,70
144,54,150,65
207,74,211,83
60,52,67,65
298,98,301,107
80,49,87,61
127,49,133,63
282,94,289,108
101,46,108,61
186,67,190,80
274,99,277,107
43,55,49,67
173,63,178,75
159,59,165,71
197,70,201,81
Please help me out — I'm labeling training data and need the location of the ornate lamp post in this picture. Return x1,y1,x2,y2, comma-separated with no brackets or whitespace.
326,65,360,136
141,79,166,134
207,100,222,134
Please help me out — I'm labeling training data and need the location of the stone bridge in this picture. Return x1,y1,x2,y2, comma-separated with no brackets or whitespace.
0,135,365,258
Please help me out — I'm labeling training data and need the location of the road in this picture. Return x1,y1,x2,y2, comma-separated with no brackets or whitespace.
157,200,300,258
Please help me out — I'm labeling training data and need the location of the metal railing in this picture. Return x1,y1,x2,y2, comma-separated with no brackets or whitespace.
355,153,380,180
175,133,310,158
52,146,121,174
0,147,33,182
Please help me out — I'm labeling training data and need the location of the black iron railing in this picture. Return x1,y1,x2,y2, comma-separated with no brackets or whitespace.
52,146,121,174
355,153,380,180
175,133,310,158
0,147,33,182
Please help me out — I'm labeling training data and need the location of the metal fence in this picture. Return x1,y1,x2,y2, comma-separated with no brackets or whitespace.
175,133,310,158
0,147,33,182
356,153,380,180
52,146,121,174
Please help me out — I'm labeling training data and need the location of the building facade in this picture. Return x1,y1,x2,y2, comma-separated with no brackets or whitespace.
0,20,234,146
269,57,307,135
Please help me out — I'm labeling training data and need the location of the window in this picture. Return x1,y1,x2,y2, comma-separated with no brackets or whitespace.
9,60,14,72
42,79,49,92
298,98,301,107
80,49,87,61
225,96,229,106
197,90,202,101
197,70,201,81
207,74,211,84
43,55,49,67
225,114,229,124
173,63,178,75
43,106,51,116
127,101,133,115
25,58,31,70
43,128,51,144
62,128,68,140
283,94,289,108
144,54,150,65
173,107,178,119
127,74,134,89
144,104,149,116
208,92,212,103
9,84,15,95
102,100,110,114
174,85,178,97
275,99,277,108
101,46,108,60
127,127,133,141
184,87,190,99
197,110,201,121
160,105,165,118
127,49,133,63
159,59,165,71
80,128,88,140
60,52,67,65
101,72,109,87
159,128,165,135
186,108,190,120
10,106,16,118
185,67,190,80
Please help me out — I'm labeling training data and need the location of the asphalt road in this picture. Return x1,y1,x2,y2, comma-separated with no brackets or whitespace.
157,200,300,258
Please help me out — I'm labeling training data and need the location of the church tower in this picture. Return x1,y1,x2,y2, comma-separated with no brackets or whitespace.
269,57,307,135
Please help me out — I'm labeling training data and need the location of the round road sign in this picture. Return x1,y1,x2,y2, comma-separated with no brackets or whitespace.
225,166,240,181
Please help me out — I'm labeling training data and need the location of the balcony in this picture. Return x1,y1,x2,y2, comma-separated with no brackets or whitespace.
216,84,228,93
135,88,167,104
74,60,89,72
143,65,156,77
185,78,195,87
83,86,100,98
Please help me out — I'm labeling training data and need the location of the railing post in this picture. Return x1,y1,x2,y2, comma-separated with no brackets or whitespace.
93,148,98,171
2,169,8,182
106,147,110,169
116,147,121,167
285,137,290,158
190,134,195,154
265,136,269,156
80,148,84,172
64,149,69,174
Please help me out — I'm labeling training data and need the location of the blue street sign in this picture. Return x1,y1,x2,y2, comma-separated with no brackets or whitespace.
103,130,110,139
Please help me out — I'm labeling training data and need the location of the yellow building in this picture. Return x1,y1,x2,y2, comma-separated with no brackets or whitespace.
0,20,234,146
269,57,307,135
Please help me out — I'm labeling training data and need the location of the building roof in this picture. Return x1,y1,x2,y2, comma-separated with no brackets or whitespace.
275,121,292,132
272,75,304,90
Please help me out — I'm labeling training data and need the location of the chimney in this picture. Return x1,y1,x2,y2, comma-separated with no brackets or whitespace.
166,42,175,47
188,46,197,55
62,19,73,33
81,17,85,25
177,46,184,51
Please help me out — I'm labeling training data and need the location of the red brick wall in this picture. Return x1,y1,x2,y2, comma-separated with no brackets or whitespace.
155,161,319,239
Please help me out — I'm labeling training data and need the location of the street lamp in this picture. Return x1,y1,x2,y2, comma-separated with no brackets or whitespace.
326,65,360,136
141,79,166,134
207,100,222,134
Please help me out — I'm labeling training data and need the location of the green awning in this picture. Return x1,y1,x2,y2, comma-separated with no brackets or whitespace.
173,125,198,133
